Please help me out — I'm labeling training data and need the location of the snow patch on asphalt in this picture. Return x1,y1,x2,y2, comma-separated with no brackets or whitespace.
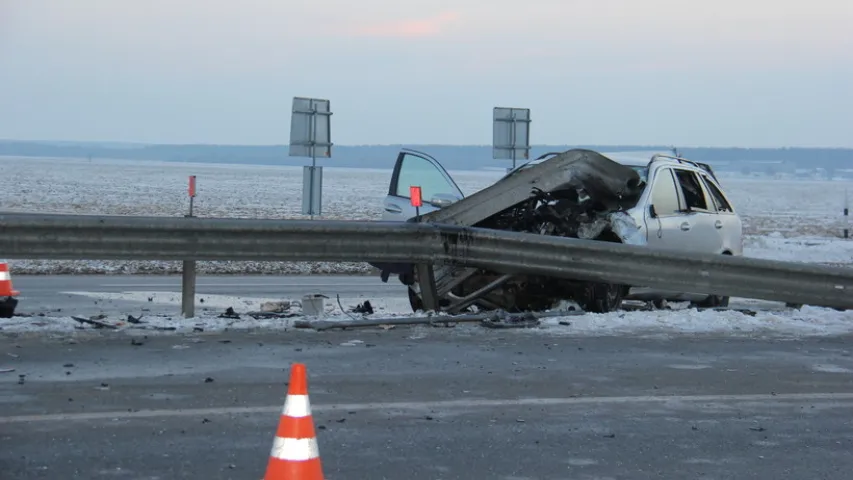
532,305,853,338
60,290,413,315
4,300,853,340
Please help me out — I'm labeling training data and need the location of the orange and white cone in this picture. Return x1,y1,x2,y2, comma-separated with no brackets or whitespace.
263,363,324,480
0,262,19,297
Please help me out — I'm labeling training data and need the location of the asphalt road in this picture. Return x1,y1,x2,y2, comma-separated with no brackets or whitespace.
11,274,408,316
3,328,853,479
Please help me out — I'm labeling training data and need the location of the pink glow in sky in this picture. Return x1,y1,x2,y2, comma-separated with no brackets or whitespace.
0,0,851,146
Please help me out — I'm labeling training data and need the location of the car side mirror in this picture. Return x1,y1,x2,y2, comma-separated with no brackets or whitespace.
648,204,658,218
430,193,459,208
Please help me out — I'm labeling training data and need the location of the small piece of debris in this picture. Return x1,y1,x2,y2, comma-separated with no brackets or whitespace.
63,363,74,368
127,314,143,324
558,321,571,326
424,416,434,421
260,301,291,313
0,368,15,373
71,316,117,329
352,301,374,315
131,338,145,346
603,433,616,438
204,377,215,383
18,374,25,384
750,426,766,432
219,307,240,319
202,418,211,424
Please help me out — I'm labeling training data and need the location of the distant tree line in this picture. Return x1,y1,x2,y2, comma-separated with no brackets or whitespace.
0,140,850,171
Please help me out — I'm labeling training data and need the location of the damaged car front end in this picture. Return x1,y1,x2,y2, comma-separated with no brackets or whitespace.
372,148,650,313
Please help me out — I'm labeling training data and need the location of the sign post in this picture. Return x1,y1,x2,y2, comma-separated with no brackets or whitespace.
410,185,422,219
289,97,333,219
492,107,531,172
183,175,197,318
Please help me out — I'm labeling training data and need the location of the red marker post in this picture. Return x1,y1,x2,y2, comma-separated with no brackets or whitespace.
410,185,422,219
188,175,197,217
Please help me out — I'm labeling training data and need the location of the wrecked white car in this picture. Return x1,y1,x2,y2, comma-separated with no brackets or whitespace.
373,148,743,313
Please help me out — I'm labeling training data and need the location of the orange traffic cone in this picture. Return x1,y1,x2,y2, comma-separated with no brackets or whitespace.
263,363,324,480
0,262,19,297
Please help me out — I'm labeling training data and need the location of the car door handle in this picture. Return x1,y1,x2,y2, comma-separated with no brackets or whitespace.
714,220,723,229
384,205,402,214
680,222,691,231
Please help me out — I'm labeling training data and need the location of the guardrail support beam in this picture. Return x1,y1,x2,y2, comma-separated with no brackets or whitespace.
182,260,196,318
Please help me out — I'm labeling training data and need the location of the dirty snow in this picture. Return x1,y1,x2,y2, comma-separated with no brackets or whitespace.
1,156,852,274
3,299,853,340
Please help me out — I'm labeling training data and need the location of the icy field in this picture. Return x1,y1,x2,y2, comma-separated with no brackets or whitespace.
1,155,851,274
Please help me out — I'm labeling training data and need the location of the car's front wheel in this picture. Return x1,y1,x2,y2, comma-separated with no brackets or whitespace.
576,282,625,313
691,293,730,309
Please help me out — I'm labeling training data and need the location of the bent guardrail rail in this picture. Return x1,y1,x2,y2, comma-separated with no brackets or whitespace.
0,212,851,310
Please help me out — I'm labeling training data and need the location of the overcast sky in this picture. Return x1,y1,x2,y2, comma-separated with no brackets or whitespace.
1,0,851,147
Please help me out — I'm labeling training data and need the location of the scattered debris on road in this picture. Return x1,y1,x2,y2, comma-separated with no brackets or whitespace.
71,315,118,329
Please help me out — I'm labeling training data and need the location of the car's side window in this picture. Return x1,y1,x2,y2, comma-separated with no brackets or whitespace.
673,169,711,212
650,168,681,216
394,154,457,202
700,175,733,213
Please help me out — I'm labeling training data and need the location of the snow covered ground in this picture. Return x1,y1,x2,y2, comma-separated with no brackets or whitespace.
3,292,853,340
1,155,852,274
1,155,853,340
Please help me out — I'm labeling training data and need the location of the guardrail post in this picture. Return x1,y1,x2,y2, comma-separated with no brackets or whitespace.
182,259,196,318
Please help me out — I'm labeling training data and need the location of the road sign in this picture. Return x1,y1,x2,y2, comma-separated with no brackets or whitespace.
289,97,332,159
289,97,333,218
492,107,531,169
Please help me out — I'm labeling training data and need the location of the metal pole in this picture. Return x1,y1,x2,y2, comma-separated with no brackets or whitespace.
182,201,197,317
309,101,317,220
844,188,849,239
510,112,517,170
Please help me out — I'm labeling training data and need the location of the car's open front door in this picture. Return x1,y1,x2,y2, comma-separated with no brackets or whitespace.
381,149,465,221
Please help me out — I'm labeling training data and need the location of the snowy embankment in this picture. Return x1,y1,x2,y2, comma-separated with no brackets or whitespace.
2,156,853,339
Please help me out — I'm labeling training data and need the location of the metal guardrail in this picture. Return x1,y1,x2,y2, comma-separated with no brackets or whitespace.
0,213,851,310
